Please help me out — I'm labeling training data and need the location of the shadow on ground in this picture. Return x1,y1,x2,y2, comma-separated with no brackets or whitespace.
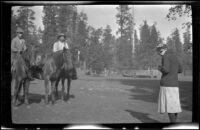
54,91,75,101
107,79,192,111
125,109,160,123
13,91,75,106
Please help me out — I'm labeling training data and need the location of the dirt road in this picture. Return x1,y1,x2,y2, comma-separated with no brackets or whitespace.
12,72,192,124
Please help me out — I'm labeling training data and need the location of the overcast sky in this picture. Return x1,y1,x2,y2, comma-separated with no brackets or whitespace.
12,5,192,43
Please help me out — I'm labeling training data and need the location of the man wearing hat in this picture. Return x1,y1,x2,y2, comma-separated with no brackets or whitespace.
11,27,34,81
53,33,78,80
156,43,183,123
53,33,69,52
11,27,27,57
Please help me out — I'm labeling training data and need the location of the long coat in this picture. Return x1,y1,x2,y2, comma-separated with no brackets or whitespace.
159,49,183,87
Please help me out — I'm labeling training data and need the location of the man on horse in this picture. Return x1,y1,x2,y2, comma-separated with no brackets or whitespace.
11,27,33,80
53,33,78,80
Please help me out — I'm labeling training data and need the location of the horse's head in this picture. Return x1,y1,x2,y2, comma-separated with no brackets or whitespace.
21,45,36,67
35,53,46,67
62,48,73,70
62,48,71,62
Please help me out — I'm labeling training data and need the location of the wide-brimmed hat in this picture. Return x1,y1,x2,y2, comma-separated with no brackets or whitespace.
57,33,66,39
156,43,167,51
16,27,24,33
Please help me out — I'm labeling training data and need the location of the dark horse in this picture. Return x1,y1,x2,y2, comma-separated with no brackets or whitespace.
35,48,75,104
54,49,76,101
11,47,35,106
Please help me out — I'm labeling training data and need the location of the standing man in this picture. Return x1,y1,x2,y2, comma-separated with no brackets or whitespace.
156,43,183,123
53,33,78,80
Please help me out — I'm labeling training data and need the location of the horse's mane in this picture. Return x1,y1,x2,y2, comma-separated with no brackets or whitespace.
21,46,34,68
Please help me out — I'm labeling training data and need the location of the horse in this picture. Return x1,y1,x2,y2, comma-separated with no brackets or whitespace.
11,47,35,106
35,48,73,104
54,48,76,101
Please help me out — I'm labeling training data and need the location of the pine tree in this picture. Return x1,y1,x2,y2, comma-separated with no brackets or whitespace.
116,5,133,69
87,28,104,74
102,25,115,70
136,21,160,69
57,5,73,36
76,11,89,63
42,5,58,52
138,20,151,69
183,26,191,52
172,28,182,57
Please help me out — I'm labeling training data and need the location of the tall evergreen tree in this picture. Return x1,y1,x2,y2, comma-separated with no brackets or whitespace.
183,26,191,52
116,5,133,69
172,28,182,57
57,5,73,36
138,20,151,69
136,21,160,69
87,28,104,74
42,5,58,52
102,25,115,70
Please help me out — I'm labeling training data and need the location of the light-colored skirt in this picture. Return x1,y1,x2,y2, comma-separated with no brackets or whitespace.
158,87,182,114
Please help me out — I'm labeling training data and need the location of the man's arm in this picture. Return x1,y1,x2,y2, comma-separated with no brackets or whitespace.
53,42,58,52
64,42,69,49
159,55,170,74
11,38,18,52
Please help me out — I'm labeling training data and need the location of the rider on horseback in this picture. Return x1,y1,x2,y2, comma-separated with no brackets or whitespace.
53,33,78,80
11,27,34,80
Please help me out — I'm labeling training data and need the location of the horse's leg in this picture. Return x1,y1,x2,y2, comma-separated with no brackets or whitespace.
44,78,49,104
11,78,15,97
55,78,60,100
51,81,56,105
12,78,18,105
24,79,30,105
23,80,26,102
67,78,71,99
61,78,65,101
13,79,22,106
